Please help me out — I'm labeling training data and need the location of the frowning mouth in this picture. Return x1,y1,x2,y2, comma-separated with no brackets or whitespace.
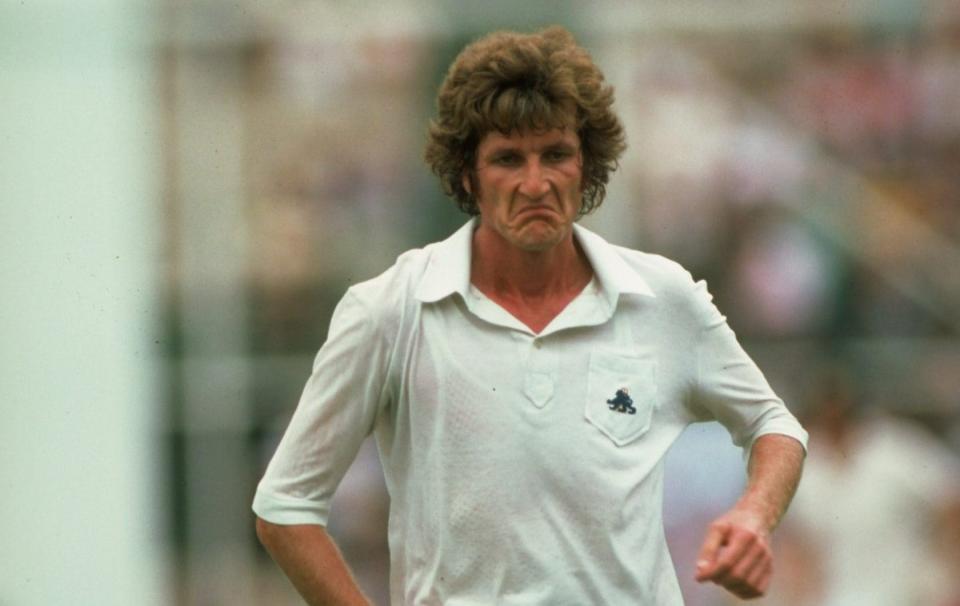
515,205,557,219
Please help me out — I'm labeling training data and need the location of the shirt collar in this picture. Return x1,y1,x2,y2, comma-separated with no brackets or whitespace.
414,218,656,303
414,219,475,303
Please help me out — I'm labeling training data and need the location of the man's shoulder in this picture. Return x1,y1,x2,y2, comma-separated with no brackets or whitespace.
577,224,697,298
606,241,698,296
601,242,727,330
613,244,688,277
345,245,433,309
347,221,471,312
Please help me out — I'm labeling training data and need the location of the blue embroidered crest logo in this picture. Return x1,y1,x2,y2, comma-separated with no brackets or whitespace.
606,388,636,414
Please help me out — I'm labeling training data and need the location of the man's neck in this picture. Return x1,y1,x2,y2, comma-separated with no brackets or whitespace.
470,224,593,303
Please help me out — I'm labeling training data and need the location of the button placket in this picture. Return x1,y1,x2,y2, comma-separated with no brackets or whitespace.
523,337,556,408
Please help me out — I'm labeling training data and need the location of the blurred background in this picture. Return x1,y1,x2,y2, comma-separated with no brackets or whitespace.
3,1,959,605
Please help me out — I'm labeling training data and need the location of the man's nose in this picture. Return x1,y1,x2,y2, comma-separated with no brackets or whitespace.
518,160,550,199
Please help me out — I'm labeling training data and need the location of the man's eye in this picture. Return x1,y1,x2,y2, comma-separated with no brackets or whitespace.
544,149,573,162
493,154,521,166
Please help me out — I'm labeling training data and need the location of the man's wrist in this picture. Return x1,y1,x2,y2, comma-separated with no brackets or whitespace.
729,496,778,536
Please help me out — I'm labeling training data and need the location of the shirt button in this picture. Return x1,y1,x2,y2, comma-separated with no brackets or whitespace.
533,339,542,349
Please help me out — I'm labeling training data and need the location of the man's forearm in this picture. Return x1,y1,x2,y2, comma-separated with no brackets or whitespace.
695,432,805,598
255,518,370,606
736,433,806,532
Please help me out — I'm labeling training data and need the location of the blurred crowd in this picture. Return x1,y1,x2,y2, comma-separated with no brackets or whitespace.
163,5,960,605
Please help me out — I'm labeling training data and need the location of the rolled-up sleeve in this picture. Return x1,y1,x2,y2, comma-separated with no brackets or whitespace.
252,289,391,526
689,279,808,454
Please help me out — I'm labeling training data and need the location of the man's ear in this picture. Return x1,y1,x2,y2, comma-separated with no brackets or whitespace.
462,172,472,195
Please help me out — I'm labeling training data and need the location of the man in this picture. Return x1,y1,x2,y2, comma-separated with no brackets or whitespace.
254,26,807,605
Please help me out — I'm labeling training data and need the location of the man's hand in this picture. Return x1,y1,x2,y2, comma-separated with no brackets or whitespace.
694,433,805,599
694,508,773,599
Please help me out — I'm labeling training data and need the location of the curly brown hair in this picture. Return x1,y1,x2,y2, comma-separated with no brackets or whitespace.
424,26,626,217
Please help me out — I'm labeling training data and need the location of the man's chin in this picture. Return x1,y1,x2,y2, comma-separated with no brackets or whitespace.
513,224,568,252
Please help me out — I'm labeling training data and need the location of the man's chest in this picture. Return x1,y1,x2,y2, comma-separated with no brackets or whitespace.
377,299,699,534
387,298,695,455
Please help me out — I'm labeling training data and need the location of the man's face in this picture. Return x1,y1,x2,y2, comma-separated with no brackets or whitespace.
467,128,583,252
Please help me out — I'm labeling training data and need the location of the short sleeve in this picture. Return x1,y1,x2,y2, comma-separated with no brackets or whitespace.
252,289,391,525
689,279,808,454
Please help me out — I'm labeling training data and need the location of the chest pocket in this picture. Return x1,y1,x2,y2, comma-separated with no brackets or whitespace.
584,351,657,446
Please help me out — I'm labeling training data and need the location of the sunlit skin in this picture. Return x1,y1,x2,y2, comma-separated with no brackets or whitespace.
466,128,594,333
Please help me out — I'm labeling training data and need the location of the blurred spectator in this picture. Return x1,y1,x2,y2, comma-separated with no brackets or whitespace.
726,208,841,337
779,30,914,164
914,25,960,149
763,372,960,606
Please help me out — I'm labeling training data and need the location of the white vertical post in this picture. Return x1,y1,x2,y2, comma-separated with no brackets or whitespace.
0,2,167,605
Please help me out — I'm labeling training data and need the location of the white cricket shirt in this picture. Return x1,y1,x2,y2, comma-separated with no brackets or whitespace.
253,219,808,605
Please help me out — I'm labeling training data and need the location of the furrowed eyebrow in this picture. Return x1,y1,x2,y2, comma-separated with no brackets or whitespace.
477,134,580,168
544,142,578,154
484,141,577,158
